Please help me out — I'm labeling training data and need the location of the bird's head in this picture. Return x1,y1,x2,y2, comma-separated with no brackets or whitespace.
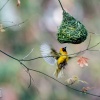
60,47,67,54
62,47,66,52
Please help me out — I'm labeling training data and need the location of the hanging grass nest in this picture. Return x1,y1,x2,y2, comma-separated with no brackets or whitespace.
57,0,88,44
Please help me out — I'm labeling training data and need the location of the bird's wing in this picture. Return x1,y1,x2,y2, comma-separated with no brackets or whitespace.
40,43,59,65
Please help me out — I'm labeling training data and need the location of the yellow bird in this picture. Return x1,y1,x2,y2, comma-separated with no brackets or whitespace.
40,43,69,78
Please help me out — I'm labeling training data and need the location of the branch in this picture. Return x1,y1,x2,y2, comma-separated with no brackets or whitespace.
19,41,100,62
0,48,100,97
19,62,100,97
87,34,92,49
13,62,100,97
57,0,65,11
3,19,29,29
0,50,19,61
0,0,10,11
27,70,34,88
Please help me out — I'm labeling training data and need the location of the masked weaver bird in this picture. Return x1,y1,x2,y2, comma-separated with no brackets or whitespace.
40,43,70,78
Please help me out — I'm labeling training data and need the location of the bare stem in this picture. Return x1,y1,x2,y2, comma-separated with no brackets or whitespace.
3,19,29,29
57,0,64,11
0,0,10,11
0,46,100,97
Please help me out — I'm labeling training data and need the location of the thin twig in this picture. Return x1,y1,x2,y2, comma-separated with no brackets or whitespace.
2,21,15,24
3,19,29,29
27,70,32,88
69,41,100,56
0,0,10,11
20,63,34,88
87,34,91,49
89,50,100,51
89,32,100,35
23,48,34,59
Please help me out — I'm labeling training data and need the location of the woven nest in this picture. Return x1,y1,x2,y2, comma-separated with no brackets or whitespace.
57,10,88,44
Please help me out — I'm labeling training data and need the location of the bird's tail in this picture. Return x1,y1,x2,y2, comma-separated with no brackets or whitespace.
53,68,64,78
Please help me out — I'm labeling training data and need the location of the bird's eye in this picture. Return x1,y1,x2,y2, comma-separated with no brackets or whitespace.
62,47,66,51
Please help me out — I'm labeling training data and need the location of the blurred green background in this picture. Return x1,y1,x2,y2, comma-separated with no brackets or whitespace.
0,0,100,100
